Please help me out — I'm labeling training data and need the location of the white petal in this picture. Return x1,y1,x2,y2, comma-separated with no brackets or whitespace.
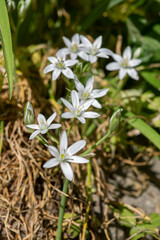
80,35,92,48
74,76,84,92
119,68,127,80
129,59,141,67
97,52,109,59
40,129,48,134
70,53,77,60
48,146,59,157
92,88,109,98
85,76,94,92
92,99,101,108
78,51,89,61
60,131,68,153
37,114,46,126
82,99,93,110
72,33,80,44
100,48,113,56
89,55,97,63
106,62,120,71
112,54,123,62
43,158,59,168
61,98,73,112
65,60,77,67
68,156,89,163
71,90,79,107
77,117,86,124
61,162,73,181
83,111,100,119
63,36,71,48
26,124,40,130
47,112,56,126
62,68,74,79
52,69,61,81
57,48,70,55
29,130,40,140
61,112,74,119
43,64,54,74
93,36,102,48
123,46,132,60
67,140,86,156
127,69,139,80
48,123,61,129
48,57,57,63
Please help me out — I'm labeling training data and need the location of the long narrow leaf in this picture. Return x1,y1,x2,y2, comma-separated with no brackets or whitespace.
0,0,13,99
125,112,160,150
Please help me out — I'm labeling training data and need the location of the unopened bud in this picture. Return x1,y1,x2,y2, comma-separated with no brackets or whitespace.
74,62,83,75
133,47,141,58
109,108,123,133
82,62,91,73
24,101,34,125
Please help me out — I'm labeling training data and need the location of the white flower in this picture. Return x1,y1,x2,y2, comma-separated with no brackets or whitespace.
106,46,141,80
43,131,88,181
57,33,88,61
27,112,61,140
61,90,100,124
80,35,112,63
43,52,78,81
74,76,109,109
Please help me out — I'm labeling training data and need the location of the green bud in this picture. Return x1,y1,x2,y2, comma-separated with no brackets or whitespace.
109,108,123,133
82,62,92,73
24,101,34,125
74,62,83,75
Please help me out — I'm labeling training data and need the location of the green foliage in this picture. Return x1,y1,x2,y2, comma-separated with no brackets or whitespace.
0,0,14,99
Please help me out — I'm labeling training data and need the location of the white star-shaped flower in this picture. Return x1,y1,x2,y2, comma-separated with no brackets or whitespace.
61,90,100,124
43,131,88,181
57,33,88,61
43,52,78,81
80,35,112,63
74,76,109,109
27,112,61,140
106,46,141,80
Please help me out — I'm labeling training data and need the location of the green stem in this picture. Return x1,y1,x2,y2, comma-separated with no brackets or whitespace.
111,76,128,98
0,121,4,155
67,118,76,137
47,132,59,144
29,129,48,145
56,179,69,240
81,130,111,157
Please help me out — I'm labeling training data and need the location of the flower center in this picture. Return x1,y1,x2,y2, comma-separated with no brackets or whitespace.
90,45,99,56
81,91,91,101
71,43,79,53
121,58,130,68
74,106,83,117
56,58,65,69
40,119,47,130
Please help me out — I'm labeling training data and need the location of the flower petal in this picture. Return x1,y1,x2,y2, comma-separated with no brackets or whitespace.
93,36,102,48
70,53,77,60
43,158,59,168
61,112,74,119
61,98,73,112
74,76,84,92
65,60,78,67
106,62,120,71
100,48,113,56
63,36,71,48
82,99,93,111
52,69,61,81
57,48,70,56
129,59,141,67
71,90,79,107
89,55,97,63
83,112,100,119
119,68,127,80
26,124,40,130
60,131,68,153
68,156,89,163
61,162,73,181
92,99,101,108
80,35,92,48
37,114,46,126
127,69,139,80
92,88,109,98
43,64,55,74
62,68,74,79
48,57,57,64
48,145,59,157
85,76,94,92
48,123,61,129
29,130,40,140
77,117,86,124
78,51,89,61
67,140,86,156
47,112,56,126
72,33,80,44
112,54,123,62
123,46,132,60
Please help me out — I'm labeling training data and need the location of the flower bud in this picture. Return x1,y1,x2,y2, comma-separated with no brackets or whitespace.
24,101,34,125
109,108,123,133
74,62,83,75
133,47,141,58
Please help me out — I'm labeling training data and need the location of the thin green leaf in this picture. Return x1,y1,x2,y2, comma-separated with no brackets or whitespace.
125,112,160,150
140,71,160,91
0,0,14,99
